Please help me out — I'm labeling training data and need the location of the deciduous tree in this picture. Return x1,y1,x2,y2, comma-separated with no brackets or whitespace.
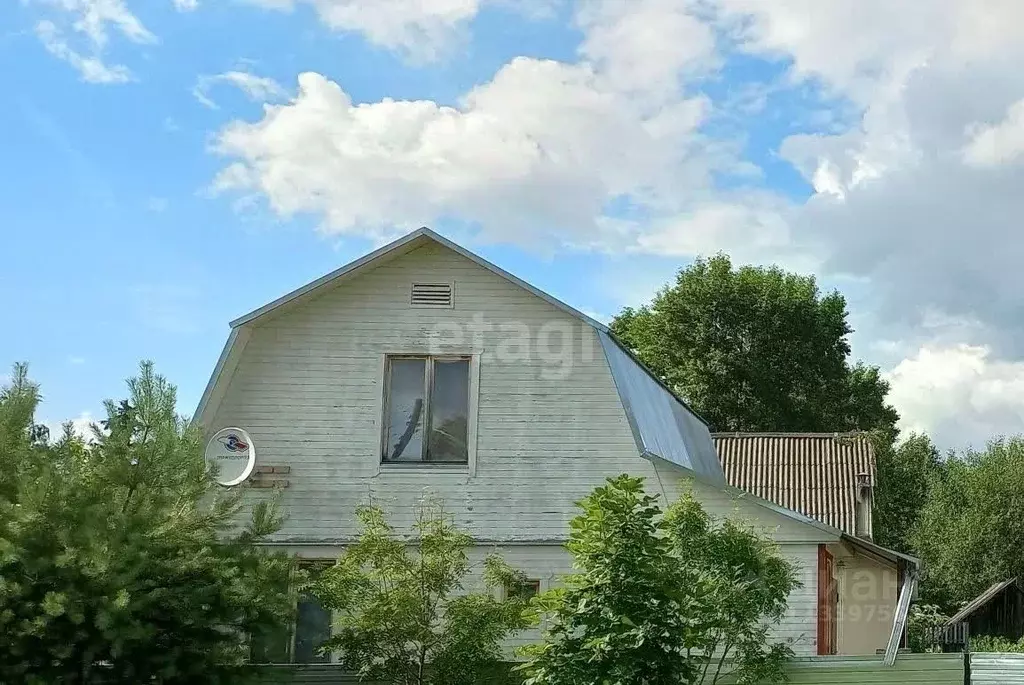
310,500,532,685
612,254,898,433
519,475,797,685
872,432,942,554
912,437,1024,609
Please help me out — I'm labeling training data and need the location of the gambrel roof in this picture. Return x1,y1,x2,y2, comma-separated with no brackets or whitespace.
193,226,922,560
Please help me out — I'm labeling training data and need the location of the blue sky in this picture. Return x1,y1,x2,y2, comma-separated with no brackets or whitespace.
4,0,1024,449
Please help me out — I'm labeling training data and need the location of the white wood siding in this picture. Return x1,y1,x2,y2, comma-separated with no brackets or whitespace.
276,542,818,657
485,543,818,656
211,243,830,544
208,241,829,651
212,244,636,540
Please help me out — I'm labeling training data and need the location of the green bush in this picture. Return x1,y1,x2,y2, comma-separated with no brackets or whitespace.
972,635,1024,653
906,604,950,652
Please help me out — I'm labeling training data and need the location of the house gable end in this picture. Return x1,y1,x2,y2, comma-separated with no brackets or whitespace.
196,228,850,545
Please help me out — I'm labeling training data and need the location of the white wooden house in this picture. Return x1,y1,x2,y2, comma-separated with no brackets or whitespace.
195,228,917,662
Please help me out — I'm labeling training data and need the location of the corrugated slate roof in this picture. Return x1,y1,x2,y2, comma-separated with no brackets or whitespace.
715,432,875,535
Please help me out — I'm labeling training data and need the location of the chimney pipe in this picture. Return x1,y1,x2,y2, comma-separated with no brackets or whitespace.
855,472,873,539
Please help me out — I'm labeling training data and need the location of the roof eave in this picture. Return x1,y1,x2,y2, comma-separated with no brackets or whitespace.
193,326,250,426
229,228,434,328
841,533,922,569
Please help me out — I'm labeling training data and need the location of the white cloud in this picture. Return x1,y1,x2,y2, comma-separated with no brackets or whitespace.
211,0,730,248
51,0,156,46
240,0,484,61
713,0,1024,103
213,61,717,246
703,1,1024,352
887,345,1024,450
193,71,288,110
963,98,1024,167
45,411,99,443
30,0,157,83
174,0,199,10
67,356,86,365
35,19,133,84
576,0,716,99
700,0,1024,449
629,196,811,268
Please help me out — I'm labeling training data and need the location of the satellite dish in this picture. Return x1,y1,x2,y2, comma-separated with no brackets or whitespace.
205,427,256,486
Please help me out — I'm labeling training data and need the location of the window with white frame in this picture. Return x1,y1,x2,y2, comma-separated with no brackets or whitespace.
381,355,471,464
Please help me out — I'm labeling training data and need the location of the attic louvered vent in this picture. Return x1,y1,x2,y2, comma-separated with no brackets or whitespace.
410,282,453,308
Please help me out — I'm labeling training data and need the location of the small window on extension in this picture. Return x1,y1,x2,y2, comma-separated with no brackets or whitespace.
382,355,470,464
505,579,541,602
250,562,333,664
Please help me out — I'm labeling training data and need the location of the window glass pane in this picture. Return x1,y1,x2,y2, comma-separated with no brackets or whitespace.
293,593,332,664
250,623,291,664
506,579,541,602
427,358,469,463
385,358,426,461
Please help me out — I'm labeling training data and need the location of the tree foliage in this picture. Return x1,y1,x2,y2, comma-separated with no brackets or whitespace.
611,254,898,433
872,432,943,554
905,604,950,653
911,437,1024,609
0,362,295,684
519,475,797,685
310,500,533,685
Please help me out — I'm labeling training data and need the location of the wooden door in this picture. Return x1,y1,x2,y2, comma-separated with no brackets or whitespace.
817,544,838,655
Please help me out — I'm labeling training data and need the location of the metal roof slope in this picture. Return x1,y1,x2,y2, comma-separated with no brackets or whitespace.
947,578,1020,625
230,227,610,332
716,432,876,535
600,331,723,483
